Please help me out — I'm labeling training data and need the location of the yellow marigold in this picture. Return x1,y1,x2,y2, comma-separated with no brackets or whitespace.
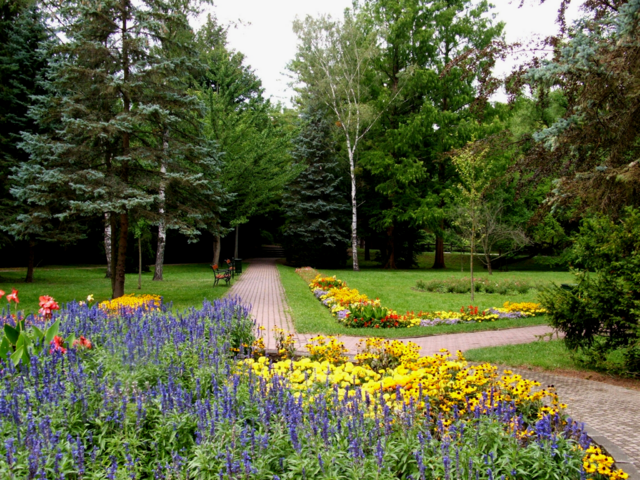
99,293,162,314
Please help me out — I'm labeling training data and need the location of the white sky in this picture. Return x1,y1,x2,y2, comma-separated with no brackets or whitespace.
203,0,583,106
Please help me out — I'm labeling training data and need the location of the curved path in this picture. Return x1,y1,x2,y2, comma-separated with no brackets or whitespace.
228,258,640,473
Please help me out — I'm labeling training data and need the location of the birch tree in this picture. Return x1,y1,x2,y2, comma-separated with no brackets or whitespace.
291,13,386,271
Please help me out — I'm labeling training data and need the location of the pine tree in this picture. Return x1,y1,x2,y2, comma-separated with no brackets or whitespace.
282,103,350,268
0,2,65,282
14,0,225,297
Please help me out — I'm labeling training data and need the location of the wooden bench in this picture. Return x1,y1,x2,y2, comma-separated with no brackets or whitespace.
211,264,232,287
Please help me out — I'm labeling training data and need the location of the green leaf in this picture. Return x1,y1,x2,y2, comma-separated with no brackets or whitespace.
3,324,19,345
11,346,24,366
0,338,10,359
44,319,60,346
66,333,76,348
16,331,31,348
32,326,44,340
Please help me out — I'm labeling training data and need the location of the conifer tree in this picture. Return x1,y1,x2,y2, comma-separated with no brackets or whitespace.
0,1,64,282
14,0,225,297
282,103,350,268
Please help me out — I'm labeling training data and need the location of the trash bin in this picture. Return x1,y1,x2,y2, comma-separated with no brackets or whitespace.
234,258,243,274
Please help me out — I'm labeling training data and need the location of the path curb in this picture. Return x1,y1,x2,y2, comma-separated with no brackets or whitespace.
587,425,640,480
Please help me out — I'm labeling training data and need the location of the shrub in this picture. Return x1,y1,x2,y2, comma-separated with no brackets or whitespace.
540,207,640,375
414,277,534,295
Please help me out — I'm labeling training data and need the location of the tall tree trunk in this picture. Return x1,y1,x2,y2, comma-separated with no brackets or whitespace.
348,148,359,271
110,213,117,294
470,211,476,302
113,212,129,298
104,213,112,278
384,225,396,269
433,234,446,269
153,131,168,281
234,225,239,259
485,253,493,275
213,235,221,266
138,235,142,289
114,4,130,300
364,239,370,261
25,241,35,283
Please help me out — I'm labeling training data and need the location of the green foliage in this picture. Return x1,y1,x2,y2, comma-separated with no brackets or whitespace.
416,277,536,295
520,1,640,214
282,103,350,268
12,0,225,294
196,15,297,232
357,0,505,269
0,3,63,248
0,318,75,366
540,207,640,375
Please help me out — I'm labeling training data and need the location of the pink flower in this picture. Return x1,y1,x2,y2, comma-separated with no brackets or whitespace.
38,295,60,319
0,290,4,299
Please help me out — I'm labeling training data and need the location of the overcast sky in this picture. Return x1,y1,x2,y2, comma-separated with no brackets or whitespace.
202,0,583,106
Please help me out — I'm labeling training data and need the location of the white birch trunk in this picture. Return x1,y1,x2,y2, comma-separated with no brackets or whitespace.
347,147,359,271
104,212,112,278
153,131,168,281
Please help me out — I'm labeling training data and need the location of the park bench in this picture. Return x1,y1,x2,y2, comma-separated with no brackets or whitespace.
211,264,232,287
225,258,236,278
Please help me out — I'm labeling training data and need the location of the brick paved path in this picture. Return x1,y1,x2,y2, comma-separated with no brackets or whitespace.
228,258,640,472
228,258,556,353
499,366,640,471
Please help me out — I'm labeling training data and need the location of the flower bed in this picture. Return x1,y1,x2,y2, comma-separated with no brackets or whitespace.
0,292,627,479
98,292,163,313
307,274,547,329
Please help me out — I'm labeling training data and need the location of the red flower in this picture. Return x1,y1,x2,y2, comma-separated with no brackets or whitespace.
6,288,18,304
50,336,67,354
73,336,92,350
0,290,4,299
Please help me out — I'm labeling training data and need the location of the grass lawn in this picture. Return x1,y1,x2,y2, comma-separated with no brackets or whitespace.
465,339,579,370
0,263,239,314
278,262,550,339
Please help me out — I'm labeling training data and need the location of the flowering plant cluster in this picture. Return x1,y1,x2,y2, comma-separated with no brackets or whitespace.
0,295,625,479
309,274,422,328
308,273,546,330
418,301,547,327
295,266,321,283
241,339,627,480
305,334,349,363
98,293,162,314
309,274,347,290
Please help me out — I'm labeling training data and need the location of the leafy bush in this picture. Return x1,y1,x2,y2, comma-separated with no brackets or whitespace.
415,277,534,295
540,207,640,375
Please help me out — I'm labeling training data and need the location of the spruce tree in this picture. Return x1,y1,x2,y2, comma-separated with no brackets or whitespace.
282,103,350,268
0,2,60,281
14,0,225,297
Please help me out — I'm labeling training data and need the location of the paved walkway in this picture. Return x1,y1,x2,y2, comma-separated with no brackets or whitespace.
228,258,640,473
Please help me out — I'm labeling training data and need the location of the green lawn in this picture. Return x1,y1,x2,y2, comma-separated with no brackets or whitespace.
278,262,553,338
464,340,579,370
0,263,238,314
465,339,634,378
